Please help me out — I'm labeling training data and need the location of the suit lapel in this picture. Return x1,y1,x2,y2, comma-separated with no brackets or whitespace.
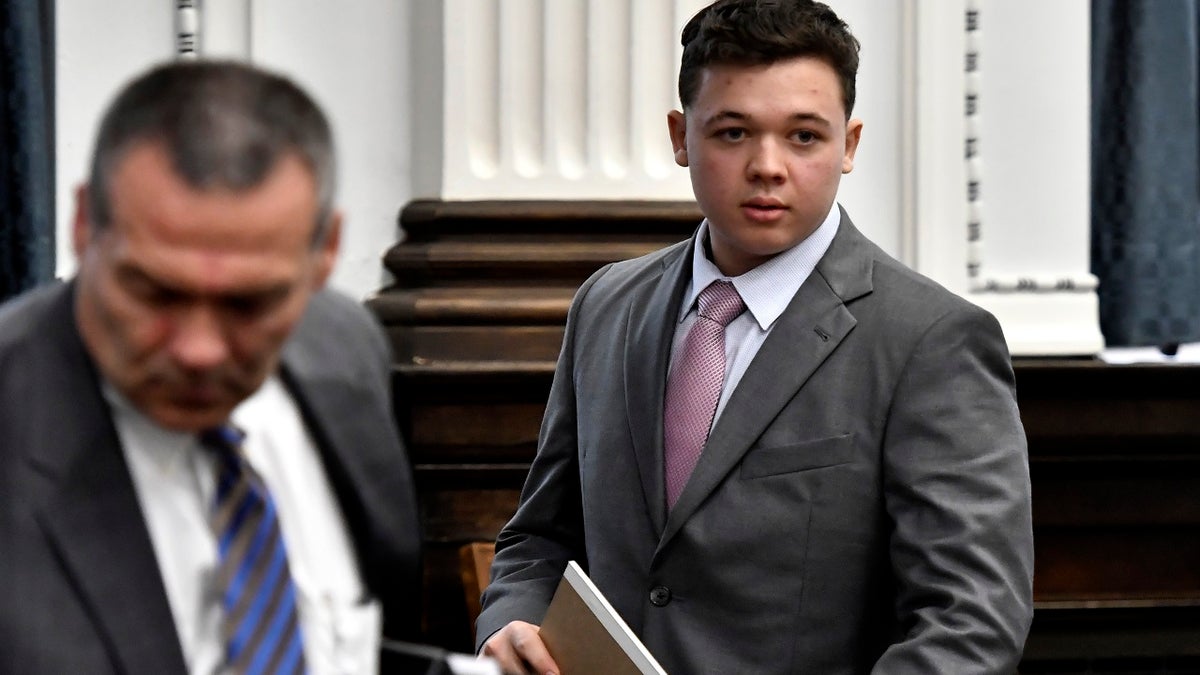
276,308,417,625
30,285,187,673
279,347,378,569
624,241,693,536
658,213,875,547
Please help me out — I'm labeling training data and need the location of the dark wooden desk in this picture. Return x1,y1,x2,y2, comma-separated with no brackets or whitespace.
1017,360,1200,670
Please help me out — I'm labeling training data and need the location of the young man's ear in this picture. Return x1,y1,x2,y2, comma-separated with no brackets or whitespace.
667,110,689,167
842,118,864,174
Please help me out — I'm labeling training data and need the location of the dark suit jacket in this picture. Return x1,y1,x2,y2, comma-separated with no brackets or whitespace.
0,281,421,674
477,212,1034,673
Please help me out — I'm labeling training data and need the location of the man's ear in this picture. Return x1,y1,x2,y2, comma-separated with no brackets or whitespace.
72,184,94,258
667,110,689,167
312,210,342,288
842,118,863,174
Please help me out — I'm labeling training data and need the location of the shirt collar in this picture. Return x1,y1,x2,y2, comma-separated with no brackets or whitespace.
679,202,842,330
102,381,199,474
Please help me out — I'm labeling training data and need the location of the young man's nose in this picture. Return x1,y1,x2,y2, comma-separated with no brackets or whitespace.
746,137,787,184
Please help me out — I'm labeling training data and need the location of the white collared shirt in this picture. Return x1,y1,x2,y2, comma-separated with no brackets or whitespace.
112,375,381,675
669,203,841,426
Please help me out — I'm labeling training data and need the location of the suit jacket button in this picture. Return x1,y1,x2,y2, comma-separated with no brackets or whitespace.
649,586,671,607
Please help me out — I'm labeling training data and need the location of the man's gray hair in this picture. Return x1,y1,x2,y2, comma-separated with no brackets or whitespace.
87,60,336,244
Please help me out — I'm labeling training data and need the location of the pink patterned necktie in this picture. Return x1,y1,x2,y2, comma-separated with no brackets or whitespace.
664,280,747,510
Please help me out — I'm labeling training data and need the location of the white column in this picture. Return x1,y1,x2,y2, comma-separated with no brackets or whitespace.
413,0,707,200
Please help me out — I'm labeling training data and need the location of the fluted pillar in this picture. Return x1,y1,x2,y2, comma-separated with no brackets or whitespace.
411,0,706,200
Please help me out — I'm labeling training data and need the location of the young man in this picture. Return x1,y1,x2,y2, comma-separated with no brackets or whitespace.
0,61,420,673
478,1,1034,673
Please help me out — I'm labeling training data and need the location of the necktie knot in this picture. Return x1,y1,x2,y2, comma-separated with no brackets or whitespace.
200,424,244,446
199,424,245,453
199,424,248,474
696,280,746,327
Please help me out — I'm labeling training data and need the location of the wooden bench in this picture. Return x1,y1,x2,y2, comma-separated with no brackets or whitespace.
458,541,496,641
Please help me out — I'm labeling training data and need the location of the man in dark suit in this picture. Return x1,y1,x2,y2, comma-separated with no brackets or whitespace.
477,1,1034,673
0,61,420,673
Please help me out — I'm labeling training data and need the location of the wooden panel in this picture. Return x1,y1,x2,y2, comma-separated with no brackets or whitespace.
1022,605,1200,670
371,286,574,325
422,544,473,651
388,200,698,285
1018,361,1200,613
459,542,497,638
388,325,566,363
1035,529,1200,599
1023,398,1200,439
410,403,544,451
1032,472,1200,527
385,240,678,284
1015,361,1200,667
419,488,522,543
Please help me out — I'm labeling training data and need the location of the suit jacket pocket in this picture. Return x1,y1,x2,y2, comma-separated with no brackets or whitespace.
739,433,855,479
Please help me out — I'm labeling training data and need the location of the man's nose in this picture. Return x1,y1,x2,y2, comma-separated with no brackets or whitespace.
746,137,787,184
169,306,230,369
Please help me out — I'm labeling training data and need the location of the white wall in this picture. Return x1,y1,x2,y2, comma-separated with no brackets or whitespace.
826,0,906,259
55,0,173,284
55,0,411,299
251,0,411,298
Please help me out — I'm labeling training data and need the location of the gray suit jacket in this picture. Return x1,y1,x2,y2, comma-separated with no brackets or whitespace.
477,212,1034,674
0,281,421,674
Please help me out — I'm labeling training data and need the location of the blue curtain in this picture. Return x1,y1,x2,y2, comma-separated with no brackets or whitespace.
1092,1,1200,348
0,0,55,302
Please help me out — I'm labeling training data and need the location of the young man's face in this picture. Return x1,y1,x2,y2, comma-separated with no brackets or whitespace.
668,56,862,276
72,141,340,431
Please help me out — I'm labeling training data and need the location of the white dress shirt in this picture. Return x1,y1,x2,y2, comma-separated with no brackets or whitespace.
112,375,381,675
670,203,841,426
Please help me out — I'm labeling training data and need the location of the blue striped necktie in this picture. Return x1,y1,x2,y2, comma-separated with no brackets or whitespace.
201,425,307,675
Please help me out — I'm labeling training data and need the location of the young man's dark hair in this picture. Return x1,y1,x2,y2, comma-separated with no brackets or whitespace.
677,0,860,117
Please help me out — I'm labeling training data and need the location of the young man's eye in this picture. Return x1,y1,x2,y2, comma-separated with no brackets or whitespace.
793,130,818,144
717,128,746,141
